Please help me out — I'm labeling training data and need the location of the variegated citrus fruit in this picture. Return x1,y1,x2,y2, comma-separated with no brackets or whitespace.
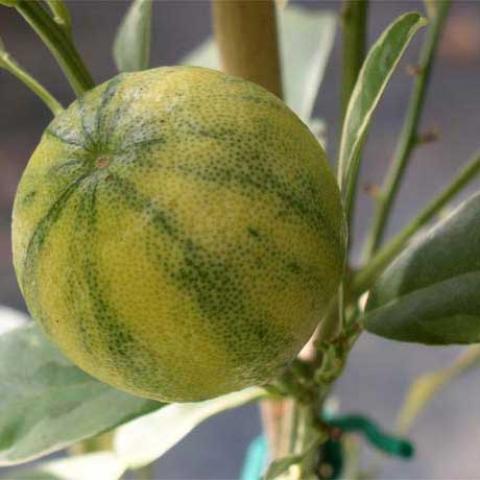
12,66,345,402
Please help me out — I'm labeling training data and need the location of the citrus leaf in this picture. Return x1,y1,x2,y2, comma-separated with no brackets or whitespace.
309,117,327,148
278,7,336,121
114,387,265,469
262,437,320,480
11,452,125,480
180,38,216,70
365,192,480,344
0,306,28,335
263,454,303,480
181,6,336,121
397,345,480,433
0,324,162,466
338,13,426,204
113,0,152,72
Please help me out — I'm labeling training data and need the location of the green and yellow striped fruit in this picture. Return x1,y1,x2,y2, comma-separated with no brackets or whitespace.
12,66,346,402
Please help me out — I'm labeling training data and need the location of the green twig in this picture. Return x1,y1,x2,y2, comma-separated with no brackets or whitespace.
362,0,451,260
353,150,480,294
15,1,94,96
340,0,369,122
316,299,341,347
339,0,368,232
293,406,322,479
45,0,72,33
0,40,63,115
328,0,369,396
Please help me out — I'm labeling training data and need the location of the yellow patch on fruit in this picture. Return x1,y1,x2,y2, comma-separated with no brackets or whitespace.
12,66,346,402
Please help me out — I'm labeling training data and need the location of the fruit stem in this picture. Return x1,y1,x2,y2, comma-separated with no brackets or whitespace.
15,1,95,96
362,0,451,261
211,0,283,98
353,149,480,294
0,40,63,115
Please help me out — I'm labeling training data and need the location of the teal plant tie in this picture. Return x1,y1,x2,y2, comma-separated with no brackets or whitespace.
240,414,414,480
320,438,344,479
323,413,415,459
240,435,267,480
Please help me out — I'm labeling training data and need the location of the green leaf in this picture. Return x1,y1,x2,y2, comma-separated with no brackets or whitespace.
397,345,480,433
113,0,152,72
180,39,216,70
0,306,28,335
278,7,336,120
309,117,327,148
45,1,71,33
262,437,320,480
12,452,125,480
181,6,336,121
263,454,303,480
114,387,264,469
365,192,480,344
337,13,426,207
0,324,162,466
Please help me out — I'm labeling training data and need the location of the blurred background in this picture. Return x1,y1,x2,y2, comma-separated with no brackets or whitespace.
1,1,480,478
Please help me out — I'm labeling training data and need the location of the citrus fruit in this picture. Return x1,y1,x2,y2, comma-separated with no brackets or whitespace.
12,66,346,402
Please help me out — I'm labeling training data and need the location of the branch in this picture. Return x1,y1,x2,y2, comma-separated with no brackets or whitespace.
353,150,480,294
340,0,368,121
15,1,94,96
328,0,368,357
362,0,451,260
211,0,283,97
212,0,288,462
0,38,63,115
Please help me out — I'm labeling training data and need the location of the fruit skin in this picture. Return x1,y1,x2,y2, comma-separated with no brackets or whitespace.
12,66,346,402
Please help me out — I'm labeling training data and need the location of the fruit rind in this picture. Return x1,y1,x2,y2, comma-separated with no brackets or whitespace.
13,66,346,402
